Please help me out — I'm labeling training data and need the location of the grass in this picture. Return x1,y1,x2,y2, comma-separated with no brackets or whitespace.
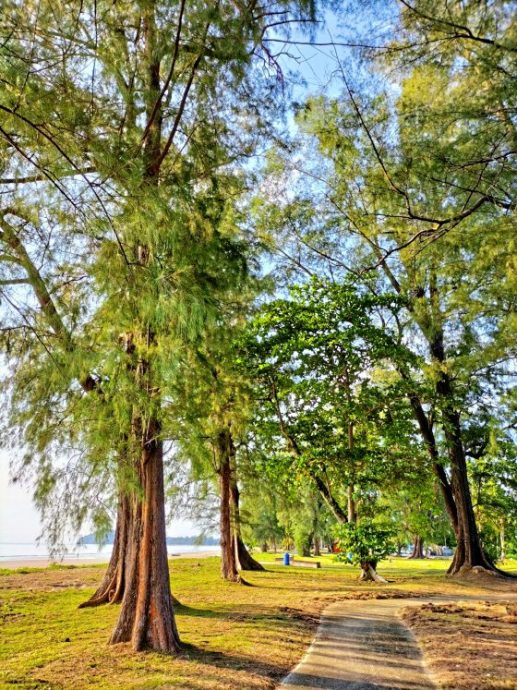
1,556,516,689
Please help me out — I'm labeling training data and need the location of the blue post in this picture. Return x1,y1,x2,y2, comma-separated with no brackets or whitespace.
283,552,290,566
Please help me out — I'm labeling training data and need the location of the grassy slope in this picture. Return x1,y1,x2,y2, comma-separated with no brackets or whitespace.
1,556,516,690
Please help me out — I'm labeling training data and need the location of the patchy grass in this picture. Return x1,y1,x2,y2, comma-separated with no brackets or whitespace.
403,600,517,690
1,556,516,689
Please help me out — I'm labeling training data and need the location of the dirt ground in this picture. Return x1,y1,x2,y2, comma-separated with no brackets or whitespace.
403,599,517,690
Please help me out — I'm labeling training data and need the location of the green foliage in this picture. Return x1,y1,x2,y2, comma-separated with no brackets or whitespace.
242,277,424,525
334,522,395,567
0,0,320,547
294,527,312,557
248,0,517,571
0,0,514,576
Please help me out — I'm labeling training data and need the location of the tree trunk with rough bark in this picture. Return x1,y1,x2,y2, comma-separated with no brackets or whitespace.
217,429,240,582
79,493,131,608
230,481,264,572
311,473,349,524
110,418,180,652
391,264,504,576
109,7,184,649
235,535,263,571
359,560,388,583
405,370,502,576
445,414,495,575
430,330,497,576
408,535,425,559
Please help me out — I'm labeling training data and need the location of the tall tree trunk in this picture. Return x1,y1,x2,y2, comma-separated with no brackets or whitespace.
110,419,180,652
79,492,131,608
429,329,496,575
403,376,487,575
405,389,459,532
314,535,321,556
408,535,425,559
443,408,494,574
217,429,240,582
389,263,499,576
110,5,185,647
230,480,264,572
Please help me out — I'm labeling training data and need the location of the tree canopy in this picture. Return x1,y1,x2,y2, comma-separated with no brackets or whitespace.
0,0,515,656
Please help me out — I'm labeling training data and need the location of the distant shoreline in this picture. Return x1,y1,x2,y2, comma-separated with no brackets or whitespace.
1,550,220,569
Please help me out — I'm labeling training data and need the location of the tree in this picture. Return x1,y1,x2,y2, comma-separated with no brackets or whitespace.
243,278,420,528
242,276,433,582
0,0,320,652
257,37,516,574
335,522,394,582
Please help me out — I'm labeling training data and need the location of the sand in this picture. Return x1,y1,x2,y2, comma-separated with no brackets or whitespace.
0,550,219,569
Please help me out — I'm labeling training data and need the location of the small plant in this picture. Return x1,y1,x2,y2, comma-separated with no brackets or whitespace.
335,522,395,582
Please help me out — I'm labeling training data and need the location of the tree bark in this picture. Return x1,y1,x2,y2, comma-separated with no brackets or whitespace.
429,330,496,575
109,7,184,648
408,535,425,559
405,388,459,533
79,493,131,608
217,429,240,582
230,480,264,571
359,560,388,583
500,521,506,561
387,262,501,576
110,419,180,652
402,369,502,575
311,473,349,524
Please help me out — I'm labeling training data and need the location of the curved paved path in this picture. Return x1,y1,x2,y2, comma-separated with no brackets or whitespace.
280,592,517,690
280,598,437,690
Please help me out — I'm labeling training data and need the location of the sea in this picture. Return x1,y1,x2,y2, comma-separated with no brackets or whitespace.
0,542,220,564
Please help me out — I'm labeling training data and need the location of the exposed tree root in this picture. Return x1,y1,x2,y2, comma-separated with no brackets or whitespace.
359,562,389,584
448,564,517,580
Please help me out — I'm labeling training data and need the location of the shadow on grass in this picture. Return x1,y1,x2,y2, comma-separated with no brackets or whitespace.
175,601,315,625
179,640,289,682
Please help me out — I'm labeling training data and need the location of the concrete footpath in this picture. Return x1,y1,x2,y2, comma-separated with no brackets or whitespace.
280,599,436,690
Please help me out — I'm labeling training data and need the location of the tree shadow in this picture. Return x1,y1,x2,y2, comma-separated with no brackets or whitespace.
179,640,289,681
174,601,311,625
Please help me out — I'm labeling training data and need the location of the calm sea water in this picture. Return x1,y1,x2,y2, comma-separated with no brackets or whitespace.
0,542,220,562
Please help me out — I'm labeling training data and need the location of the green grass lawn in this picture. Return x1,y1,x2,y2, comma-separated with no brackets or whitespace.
1,556,516,689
